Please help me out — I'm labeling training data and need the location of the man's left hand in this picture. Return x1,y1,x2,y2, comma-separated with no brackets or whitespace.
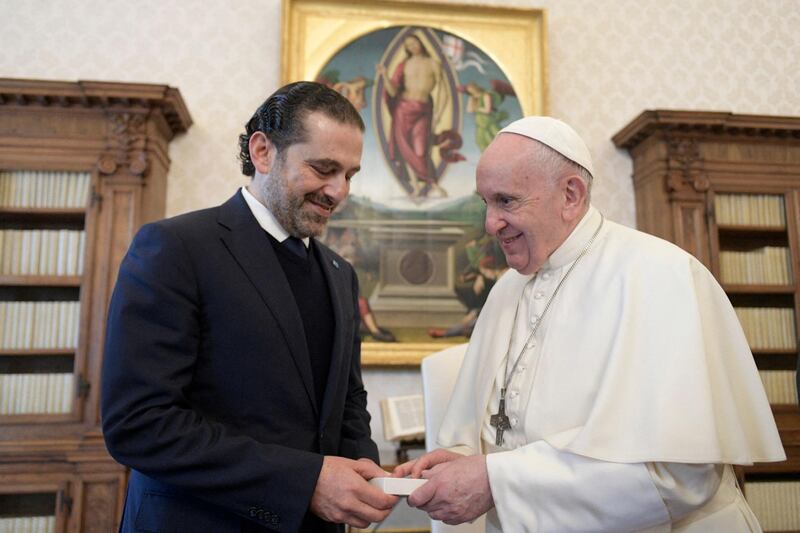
407,454,494,525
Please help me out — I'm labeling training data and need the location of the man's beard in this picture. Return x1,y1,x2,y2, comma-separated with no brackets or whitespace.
262,171,334,238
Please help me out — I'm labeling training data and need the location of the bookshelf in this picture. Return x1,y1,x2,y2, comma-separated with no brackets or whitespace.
614,110,800,532
0,79,191,531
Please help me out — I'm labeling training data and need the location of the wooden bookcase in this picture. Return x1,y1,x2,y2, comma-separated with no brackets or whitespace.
0,79,191,531
614,110,800,532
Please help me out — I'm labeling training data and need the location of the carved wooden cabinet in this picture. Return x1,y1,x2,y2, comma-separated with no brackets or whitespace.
0,79,191,531
614,110,800,531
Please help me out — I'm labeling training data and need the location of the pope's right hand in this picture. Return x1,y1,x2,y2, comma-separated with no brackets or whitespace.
392,448,463,479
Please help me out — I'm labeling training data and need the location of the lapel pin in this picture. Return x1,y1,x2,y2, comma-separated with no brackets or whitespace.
332,259,340,269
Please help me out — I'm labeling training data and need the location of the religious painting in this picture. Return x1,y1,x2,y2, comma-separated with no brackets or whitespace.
282,0,547,365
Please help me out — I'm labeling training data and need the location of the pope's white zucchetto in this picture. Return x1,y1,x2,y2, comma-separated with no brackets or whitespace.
499,116,595,177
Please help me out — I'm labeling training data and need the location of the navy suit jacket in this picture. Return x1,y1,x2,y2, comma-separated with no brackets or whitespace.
101,191,379,532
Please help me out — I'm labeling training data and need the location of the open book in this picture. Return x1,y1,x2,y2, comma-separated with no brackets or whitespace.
380,394,425,441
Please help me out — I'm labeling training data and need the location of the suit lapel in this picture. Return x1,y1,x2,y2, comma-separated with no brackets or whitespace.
217,192,318,416
315,243,349,429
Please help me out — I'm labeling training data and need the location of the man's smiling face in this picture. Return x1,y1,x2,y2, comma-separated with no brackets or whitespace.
261,110,363,238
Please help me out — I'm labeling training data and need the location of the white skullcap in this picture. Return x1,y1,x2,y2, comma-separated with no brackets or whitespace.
499,116,595,176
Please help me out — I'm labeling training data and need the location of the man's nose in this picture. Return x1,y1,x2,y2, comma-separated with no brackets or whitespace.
326,173,350,202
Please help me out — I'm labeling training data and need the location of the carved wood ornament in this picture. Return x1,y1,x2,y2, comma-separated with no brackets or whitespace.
664,135,709,195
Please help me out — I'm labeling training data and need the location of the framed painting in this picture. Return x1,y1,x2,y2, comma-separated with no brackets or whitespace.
282,0,547,365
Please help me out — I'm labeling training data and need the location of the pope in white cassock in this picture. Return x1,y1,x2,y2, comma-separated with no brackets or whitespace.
393,116,786,532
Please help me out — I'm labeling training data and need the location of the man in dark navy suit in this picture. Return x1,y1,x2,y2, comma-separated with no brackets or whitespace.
102,81,398,532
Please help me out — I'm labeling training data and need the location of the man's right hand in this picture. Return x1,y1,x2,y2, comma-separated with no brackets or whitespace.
310,456,398,528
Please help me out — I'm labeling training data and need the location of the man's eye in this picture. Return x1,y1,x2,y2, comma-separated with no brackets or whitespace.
313,166,335,175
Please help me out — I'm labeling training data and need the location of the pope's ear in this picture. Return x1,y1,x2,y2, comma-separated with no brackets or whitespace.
562,175,589,221
248,132,276,175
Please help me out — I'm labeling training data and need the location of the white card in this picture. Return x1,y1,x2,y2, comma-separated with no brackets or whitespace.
369,477,428,496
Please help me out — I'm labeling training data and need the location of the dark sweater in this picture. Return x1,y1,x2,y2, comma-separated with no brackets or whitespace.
267,233,334,408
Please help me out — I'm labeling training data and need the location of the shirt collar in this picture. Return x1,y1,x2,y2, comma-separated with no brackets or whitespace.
241,185,310,248
542,205,601,271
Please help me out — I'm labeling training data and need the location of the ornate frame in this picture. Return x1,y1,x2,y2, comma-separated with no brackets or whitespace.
281,0,547,116
281,0,547,366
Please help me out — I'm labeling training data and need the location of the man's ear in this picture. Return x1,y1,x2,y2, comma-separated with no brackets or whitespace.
248,131,276,175
562,175,588,222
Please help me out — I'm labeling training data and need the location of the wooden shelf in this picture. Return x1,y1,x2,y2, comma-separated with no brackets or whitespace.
0,206,85,218
718,224,787,234
754,351,798,370
0,413,74,424
0,349,75,357
723,284,796,295
0,275,81,287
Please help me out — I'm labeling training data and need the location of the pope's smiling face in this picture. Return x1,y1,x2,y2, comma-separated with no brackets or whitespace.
259,111,363,238
476,133,574,275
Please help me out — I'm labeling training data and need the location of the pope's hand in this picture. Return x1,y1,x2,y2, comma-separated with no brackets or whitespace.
392,448,462,479
310,456,398,528
407,454,494,525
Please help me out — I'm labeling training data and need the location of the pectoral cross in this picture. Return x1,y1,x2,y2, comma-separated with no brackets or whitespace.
489,388,511,446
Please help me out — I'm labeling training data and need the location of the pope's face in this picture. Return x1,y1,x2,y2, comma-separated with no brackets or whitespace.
476,134,570,275
261,111,363,238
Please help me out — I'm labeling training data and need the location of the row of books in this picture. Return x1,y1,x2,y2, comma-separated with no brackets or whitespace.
0,170,90,209
719,247,792,285
0,301,80,350
735,307,797,350
758,370,798,405
0,230,86,276
714,193,786,227
747,480,800,531
0,516,55,533
0,373,73,415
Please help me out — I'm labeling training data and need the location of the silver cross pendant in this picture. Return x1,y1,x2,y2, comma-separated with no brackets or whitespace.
489,388,511,446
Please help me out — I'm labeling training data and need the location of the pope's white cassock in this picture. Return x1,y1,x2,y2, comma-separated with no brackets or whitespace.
437,205,786,532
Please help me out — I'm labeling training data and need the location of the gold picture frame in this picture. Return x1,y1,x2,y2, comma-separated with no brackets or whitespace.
281,0,547,366
282,0,547,115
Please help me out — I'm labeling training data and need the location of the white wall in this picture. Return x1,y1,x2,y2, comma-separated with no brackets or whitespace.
3,0,798,464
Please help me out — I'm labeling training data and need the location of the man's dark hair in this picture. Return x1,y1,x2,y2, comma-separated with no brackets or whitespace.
238,81,365,177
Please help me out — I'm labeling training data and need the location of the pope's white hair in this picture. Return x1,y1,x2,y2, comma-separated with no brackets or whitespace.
528,139,593,203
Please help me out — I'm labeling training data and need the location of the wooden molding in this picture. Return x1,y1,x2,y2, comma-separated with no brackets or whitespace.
613,110,800,151
0,78,192,135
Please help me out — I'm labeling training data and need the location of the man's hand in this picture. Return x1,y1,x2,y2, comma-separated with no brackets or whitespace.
407,454,494,525
310,456,398,529
392,448,462,479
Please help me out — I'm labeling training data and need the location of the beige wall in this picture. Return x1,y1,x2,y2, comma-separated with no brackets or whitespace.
2,0,798,468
